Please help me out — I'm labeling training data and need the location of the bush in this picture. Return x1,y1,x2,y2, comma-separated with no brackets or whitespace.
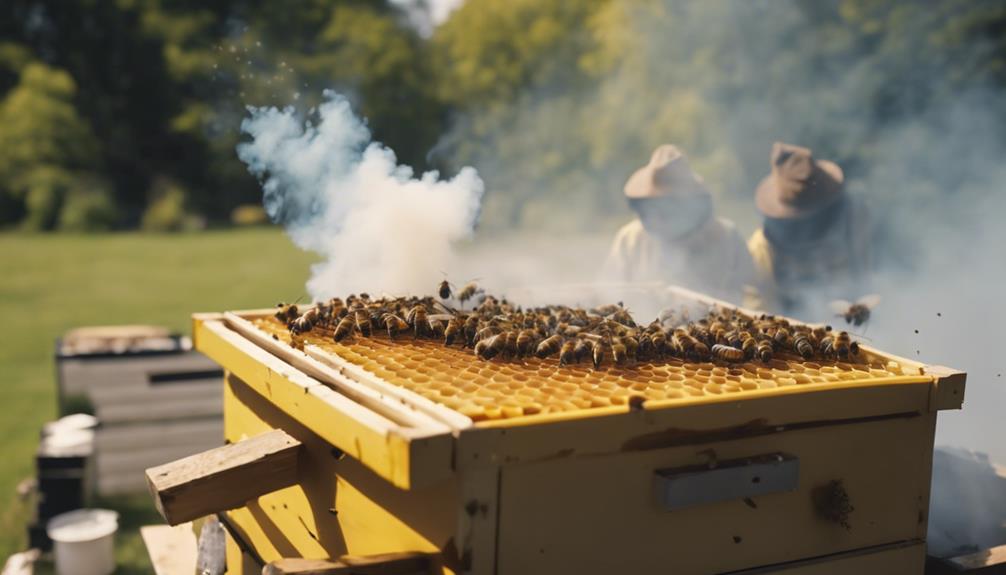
230,204,269,227
58,178,118,231
20,167,71,231
141,178,187,232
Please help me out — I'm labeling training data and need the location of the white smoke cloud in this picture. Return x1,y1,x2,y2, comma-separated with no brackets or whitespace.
237,90,483,300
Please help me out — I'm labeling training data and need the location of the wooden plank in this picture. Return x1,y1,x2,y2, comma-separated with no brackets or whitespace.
940,543,1006,573
97,395,222,424
495,415,936,575
926,365,967,411
225,312,457,432
264,553,433,575
751,541,925,574
221,379,459,570
455,381,933,470
89,379,221,407
146,429,301,525
196,319,453,489
140,523,198,575
96,418,223,451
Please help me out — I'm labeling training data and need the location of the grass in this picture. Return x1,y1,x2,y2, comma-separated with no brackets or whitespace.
0,228,315,568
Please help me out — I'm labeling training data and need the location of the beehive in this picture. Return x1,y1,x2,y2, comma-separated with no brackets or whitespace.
192,286,966,575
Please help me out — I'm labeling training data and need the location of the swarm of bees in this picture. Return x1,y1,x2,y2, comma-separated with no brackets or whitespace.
274,284,862,369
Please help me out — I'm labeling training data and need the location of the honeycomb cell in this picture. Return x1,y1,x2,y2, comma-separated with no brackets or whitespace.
253,316,915,423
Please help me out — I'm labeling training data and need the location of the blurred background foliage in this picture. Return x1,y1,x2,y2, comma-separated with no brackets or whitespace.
0,0,1004,233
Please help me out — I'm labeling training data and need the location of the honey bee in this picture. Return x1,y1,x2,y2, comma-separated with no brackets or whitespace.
741,332,758,360
333,315,355,342
830,294,881,327
407,305,428,338
622,336,639,362
793,332,815,359
353,308,372,337
275,303,300,324
475,333,505,360
826,331,858,360
444,316,463,346
458,282,482,304
535,335,563,359
427,317,446,338
650,330,668,357
611,309,636,328
291,307,319,334
711,344,744,363
559,340,578,365
773,327,791,348
756,339,774,362
463,315,481,347
516,329,537,357
438,280,452,300
591,340,606,369
574,338,592,363
591,303,622,317
611,338,628,365
502,330,519,358
382,313,409,340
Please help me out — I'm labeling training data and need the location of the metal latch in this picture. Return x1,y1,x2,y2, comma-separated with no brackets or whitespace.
654,452,799,511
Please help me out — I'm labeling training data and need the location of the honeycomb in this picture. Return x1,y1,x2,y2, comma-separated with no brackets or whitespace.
250,315,917,423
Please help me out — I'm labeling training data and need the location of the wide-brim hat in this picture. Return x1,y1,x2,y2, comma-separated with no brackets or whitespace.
755,142,844,219
624,144,711,200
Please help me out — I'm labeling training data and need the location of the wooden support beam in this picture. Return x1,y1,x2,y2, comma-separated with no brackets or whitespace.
145,429,301,525
263,552,434,575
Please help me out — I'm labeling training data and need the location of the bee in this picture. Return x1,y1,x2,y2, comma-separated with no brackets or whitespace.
793,332,815,359
591,340,606,369
438,280,452,300
458,282,482,304
407,305,428,338
773,327,791,348
444,316,463,345
535,335,563,359
353,308,372,337
611,339,628,365
611,309,636,328
275,303,300,324
756,339,774,362
650,330,668,357
591,303,621,317
382,313,409,339
830,294,881,327
291,307,319,334
827,331,858,360
559,340,578,365
427,317,446,338
711,344,744,363
475,333,505,360
333,315,355,342
574,338,592,363
622,336,638,362
516,329,537,357
501,330,519,358
463,315,481,347
741,332,758,359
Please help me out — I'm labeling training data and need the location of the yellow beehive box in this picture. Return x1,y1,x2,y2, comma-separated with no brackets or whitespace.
192,287,965,575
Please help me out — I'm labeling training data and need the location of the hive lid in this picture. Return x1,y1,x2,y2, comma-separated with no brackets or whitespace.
47,509,119,543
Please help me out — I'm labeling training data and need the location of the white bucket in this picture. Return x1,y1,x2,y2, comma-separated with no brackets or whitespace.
47,509,119,575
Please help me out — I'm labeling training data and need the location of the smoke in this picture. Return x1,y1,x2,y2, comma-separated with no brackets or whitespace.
237,90,483,300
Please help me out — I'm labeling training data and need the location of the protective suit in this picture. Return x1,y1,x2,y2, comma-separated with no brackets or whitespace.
603,145,755,305
747,142,872,314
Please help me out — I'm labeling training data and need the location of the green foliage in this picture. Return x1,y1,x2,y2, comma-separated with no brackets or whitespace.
141,178,189,232
231,204,269,226
58,178,118,232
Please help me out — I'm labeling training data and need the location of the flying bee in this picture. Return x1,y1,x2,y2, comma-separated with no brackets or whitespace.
756,339,774,362
559,340,578,366
438,280,452,300
711,344,745,363
444,316,463,345
333,315,356,342
382,313,409,340
475,333,505,360
830,294,881,327
591,340,606,369
458,282,482,305
535,335,563,359
793,333,815,359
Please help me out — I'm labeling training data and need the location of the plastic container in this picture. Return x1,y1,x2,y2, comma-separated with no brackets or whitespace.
47,509,119,575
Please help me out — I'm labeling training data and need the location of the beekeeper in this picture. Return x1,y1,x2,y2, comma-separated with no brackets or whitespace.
747,142,872,314
604,144,755,304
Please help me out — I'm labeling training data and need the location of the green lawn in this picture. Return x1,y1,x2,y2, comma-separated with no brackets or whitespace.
0,228,315,568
